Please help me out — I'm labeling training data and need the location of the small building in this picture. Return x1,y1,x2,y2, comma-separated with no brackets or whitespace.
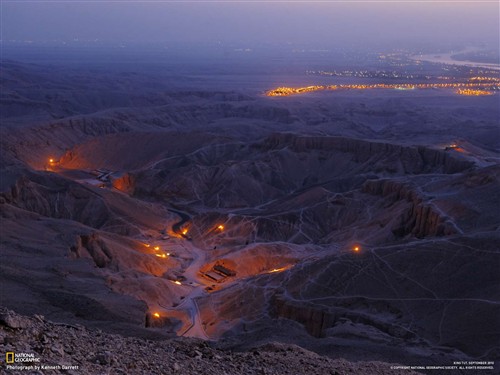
214,264,236,277
201,263,236,283
203,271,226,283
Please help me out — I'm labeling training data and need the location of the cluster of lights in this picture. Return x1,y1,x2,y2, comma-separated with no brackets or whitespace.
456,89,493,96
468,76,500,82
144,243,170,258
266,82,498,97
267,85,324,96
307,69,429,80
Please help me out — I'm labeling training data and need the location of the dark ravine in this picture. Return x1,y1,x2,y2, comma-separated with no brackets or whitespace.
169,208,192,239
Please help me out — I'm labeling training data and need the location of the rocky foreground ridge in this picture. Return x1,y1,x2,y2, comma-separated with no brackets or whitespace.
0,308,422,375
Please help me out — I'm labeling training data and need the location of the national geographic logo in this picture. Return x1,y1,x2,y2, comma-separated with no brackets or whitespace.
3,351,79,372
4,352,41,363
6,352,14,364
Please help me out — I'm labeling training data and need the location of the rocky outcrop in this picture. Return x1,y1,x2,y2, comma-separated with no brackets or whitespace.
70,233,112,268
0,116,133,168
2,172,112,229
259,134,474,175
111,173,135,194
0,169,147,237
0,309,31,330
362,179,459,238
272,296,415,341
272,296,333,338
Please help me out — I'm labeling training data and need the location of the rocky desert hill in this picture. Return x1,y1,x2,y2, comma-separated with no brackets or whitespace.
1,307,424,375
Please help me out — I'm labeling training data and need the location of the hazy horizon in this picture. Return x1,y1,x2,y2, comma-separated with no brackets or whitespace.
2,1,499,51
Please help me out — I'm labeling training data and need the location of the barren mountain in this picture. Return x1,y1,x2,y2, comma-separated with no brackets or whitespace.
1,60,499,373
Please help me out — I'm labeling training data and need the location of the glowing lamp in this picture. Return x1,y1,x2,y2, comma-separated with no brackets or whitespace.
174,281,181,285
217,225,224,231
353,246,360,252
154,246,160,251
153,312,160,318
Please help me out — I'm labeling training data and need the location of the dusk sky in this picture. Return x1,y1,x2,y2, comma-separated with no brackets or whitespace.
2,1,499,48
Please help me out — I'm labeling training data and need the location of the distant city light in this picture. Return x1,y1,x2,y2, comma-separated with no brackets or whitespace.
266,82,498,97
456,89,493,96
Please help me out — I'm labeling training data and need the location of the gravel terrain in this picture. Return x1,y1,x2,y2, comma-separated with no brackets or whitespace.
0,308,422,375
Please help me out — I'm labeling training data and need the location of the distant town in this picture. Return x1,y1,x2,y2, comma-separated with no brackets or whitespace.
266,80,499,97
269,50,500,97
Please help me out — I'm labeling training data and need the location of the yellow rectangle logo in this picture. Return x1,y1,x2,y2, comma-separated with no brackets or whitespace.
6,352,14,364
